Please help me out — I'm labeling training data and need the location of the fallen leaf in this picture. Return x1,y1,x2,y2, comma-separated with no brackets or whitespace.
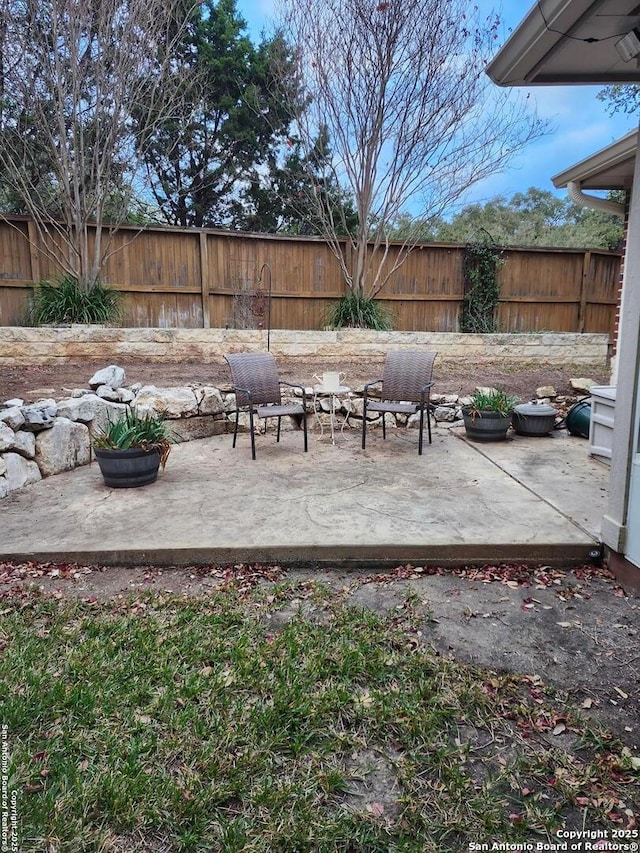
582,698,594,709
614,687,629,699
552,723,566,736
366,802,385,816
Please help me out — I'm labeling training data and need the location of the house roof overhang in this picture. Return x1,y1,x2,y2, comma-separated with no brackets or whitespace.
486,0,640,86
551,129,638,187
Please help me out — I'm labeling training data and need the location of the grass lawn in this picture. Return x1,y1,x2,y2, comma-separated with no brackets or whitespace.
2,569,638,852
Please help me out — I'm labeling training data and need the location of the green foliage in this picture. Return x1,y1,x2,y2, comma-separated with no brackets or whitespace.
460,238,504,333
134,1,303,230
93,408,175,468
597,84,640,116
325,292,393,330
389,187,625,251
27,276,121,326
465,389,519,418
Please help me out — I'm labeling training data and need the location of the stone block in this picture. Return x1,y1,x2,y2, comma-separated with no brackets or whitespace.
0,406,25,430
89,365,126,389
12,430,36,459
4,452,42,491
35,418,91,477
0,456,6,476
96,385,122,402
170,416,228,442
0,422,15,451
134,386,199,418
194,386,224,416
22,399,57,431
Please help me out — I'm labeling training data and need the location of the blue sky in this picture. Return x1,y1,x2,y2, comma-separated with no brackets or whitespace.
236,0,638,212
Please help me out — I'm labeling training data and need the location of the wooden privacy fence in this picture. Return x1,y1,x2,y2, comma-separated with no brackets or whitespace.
0,215,621,339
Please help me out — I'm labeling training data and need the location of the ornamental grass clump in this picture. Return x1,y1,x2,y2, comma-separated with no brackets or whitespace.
325,292,394,330
465,389,519,419
93,408,175,468
27,275,122,326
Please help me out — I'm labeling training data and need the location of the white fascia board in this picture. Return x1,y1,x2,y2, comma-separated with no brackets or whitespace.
486,0,601,86
552,130,639,188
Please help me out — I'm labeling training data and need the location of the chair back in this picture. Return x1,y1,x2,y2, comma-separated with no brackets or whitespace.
382,350,437,402
225,352,282,407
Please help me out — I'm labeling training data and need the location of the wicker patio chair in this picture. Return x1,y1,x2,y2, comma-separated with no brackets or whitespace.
361,350,437,456
224,352,308,460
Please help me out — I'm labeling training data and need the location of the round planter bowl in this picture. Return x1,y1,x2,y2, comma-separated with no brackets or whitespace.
462,409,512,441
512,402,558,436
94,447,160,488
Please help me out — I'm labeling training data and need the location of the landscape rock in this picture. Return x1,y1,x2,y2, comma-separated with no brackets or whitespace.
0,457,6,476
434,406,458,422
194,386,224,416
4,451,42,491
570,377,595,394
21,399,57,431
3,398,24,408
118,388,135,404
0,422,15,451
35,418,90,477
0,478,7,499
70,388,92,398
474,386,498,396
96,385,122,402
88,365,126,390
170,416,227,442
11,430,36,459
536,385,556,399
134,386,199,418
0,406,26,430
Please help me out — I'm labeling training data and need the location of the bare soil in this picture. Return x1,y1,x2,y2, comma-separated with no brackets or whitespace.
0,357,612,404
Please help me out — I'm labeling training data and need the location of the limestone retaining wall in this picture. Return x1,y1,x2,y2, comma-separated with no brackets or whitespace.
0,328,609,365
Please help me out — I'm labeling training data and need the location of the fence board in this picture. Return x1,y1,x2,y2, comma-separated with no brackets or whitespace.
0,215,620,339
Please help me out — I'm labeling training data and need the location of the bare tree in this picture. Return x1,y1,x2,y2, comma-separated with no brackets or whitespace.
275,0,547,301
0,0,194,289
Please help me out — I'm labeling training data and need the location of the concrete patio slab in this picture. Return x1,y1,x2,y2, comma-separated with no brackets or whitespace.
0,424,609,568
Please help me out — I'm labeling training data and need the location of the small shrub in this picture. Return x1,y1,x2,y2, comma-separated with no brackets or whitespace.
27,275,122,326
325,292,393,330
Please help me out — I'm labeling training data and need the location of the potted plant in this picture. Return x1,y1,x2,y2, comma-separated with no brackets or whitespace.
92,408,175,488
462,389,519,441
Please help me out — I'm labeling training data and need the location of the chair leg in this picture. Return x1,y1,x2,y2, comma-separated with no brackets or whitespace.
249,408,256,460
427,404,432,445
302,412,308,452
232,410,239,448
418,408,424,456
277,417,281,443
382,412,386,439
362,400,367,449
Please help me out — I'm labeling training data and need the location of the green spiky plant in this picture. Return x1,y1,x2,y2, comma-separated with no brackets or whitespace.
325,292,394,330
27,275,122,326
93,408,175,469
465,389,519,419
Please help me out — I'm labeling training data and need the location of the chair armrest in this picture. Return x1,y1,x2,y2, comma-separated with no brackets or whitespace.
231,385,253,406
420,381,435,405
363,379,382,403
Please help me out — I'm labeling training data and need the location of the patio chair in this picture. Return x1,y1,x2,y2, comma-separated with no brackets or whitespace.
361,350,437,455
224,352,308,460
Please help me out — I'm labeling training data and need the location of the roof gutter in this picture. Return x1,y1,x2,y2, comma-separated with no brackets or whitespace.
566,181,625,217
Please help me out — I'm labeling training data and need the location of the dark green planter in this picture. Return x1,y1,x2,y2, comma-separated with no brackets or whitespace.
462,408,512,441
94,447,160,488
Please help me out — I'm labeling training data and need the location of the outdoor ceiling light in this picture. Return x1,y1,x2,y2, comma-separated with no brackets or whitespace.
615,28,640,62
